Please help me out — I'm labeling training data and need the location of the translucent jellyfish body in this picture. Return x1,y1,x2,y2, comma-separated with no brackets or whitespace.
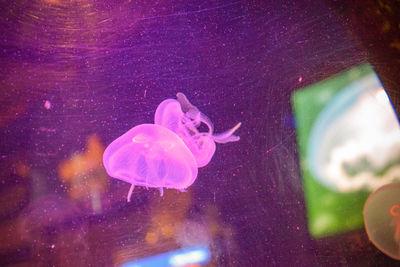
103,93,241,201
363,183,400,260
103,124,198,200
155,93,241,167
308,73,400,192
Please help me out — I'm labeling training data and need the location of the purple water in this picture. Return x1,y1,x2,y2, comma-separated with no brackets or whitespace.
0,0,398,266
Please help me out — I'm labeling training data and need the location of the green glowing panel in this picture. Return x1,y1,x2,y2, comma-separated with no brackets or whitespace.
291,64,379,238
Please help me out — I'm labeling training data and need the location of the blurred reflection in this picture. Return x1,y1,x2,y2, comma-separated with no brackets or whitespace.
308,74,400,193
176,205,236,250
16,194,85,265
121,246,210,267
145,190,192,246
15,161,31,178
58,134,108,213
292,64,400,238
111,187,236,266
0,186,29,254
0,154,32,264
18,195,78,241
143,184,235,251
391,204,400,244
53,219,90,266
0,158,30,219
176,220,212,248
364,183,400,260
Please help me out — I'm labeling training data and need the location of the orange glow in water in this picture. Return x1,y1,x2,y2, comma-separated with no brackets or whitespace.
391,204,400,244
390,205,400,217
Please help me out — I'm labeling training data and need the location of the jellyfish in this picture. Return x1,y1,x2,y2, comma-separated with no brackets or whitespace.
155,92,241,167
103,93,241,201
363,182,400,260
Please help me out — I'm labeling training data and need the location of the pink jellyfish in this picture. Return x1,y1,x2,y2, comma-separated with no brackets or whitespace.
155,92,241,167
103,93,241,201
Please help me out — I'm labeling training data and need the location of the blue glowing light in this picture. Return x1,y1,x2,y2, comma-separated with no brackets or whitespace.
121,246,211,267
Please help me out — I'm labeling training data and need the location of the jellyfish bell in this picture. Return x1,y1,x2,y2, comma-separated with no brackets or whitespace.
103,124,198,202
155,92,241,167
363,182,400,260
104,93,241,201
154,98,215,167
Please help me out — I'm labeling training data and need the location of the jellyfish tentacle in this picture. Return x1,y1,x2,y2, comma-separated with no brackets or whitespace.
213,122,242,144
127,184,135,202
159,187,164,196
158,166,168,197
176,93,240,159
184,112,214,135
199,113,214,134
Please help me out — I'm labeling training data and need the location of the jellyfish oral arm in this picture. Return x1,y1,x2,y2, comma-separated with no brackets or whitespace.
199,113,214,134
213,122,242,144
176,92,196,113
174,93,241,165
177,92,214,134
176,92,241,141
